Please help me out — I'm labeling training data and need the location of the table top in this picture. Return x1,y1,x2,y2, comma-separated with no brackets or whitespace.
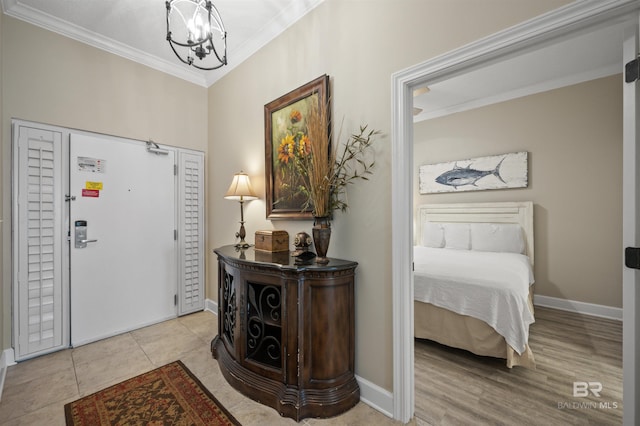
214,245,358,272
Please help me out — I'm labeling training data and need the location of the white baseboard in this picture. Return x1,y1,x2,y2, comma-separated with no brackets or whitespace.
0,348,17,401
356,374,394,419
534,295,622,321
205,295,621,416
204,294,619,420
205,297,393,417
205,298,218,316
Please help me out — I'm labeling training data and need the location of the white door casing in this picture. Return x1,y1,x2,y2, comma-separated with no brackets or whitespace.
622,14,640,425
391,0,640,423
12,121,206,359
69,133,177,346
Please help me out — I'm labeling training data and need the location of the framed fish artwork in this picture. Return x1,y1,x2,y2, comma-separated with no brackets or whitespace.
419,151,528,194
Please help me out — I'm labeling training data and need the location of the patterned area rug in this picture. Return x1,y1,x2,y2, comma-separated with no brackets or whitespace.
64,360,241,425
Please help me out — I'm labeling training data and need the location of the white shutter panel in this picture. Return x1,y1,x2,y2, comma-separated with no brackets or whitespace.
177,150,205,315
14,126,64,359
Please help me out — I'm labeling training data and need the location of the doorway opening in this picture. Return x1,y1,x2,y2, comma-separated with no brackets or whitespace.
391,1,640,423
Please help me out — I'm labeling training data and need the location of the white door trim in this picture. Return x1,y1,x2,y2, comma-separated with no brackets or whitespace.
622,14,640,425
10,120,206,359
391,0,640,422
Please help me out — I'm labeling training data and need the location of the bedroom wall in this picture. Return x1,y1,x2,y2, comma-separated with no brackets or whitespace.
206,0,573,394
0,16,209,351
413,75,623,309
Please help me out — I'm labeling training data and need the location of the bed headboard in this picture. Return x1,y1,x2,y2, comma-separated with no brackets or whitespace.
416,201,534,265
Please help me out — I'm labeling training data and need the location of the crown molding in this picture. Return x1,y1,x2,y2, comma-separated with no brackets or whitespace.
2,0,207,86
414,62,619,122
2,0,325,88
204,0,325,86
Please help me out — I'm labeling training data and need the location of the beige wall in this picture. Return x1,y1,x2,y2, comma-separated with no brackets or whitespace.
0,0,576,397
414,76,623,308
0,16,209,351
206,0,572,392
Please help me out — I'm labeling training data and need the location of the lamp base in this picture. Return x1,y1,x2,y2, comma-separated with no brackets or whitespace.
235,241,252,249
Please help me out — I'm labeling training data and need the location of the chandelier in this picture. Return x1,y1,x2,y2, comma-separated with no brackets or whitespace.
165,0,227,70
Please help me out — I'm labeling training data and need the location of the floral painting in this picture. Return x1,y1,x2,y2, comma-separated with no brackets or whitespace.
264,75,329,219
273,96,315,209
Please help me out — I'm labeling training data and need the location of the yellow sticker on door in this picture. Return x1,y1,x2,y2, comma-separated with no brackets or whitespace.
85,181,103,190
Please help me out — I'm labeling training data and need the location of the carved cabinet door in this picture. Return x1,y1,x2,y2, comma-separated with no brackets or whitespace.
219,262,239,355
238,270,286,382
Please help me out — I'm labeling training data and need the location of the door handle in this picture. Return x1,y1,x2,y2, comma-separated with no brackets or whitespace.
74,220,97,248
625,247,640,269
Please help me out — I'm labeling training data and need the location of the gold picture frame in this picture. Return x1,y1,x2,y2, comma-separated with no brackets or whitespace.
264,75,330,220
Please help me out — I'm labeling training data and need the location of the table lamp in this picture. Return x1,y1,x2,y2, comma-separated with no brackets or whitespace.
225,171,258,248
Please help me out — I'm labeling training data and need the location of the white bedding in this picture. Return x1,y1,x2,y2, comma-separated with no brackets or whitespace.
413,246,535,355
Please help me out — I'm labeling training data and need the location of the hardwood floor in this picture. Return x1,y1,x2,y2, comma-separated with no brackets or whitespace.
414,306,622,426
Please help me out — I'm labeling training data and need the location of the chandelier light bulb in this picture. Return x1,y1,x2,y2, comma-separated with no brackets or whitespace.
188,14,209,42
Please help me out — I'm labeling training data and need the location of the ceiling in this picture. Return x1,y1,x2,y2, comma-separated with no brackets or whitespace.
0,1,631,113
0,0,325,87
412,16,630,122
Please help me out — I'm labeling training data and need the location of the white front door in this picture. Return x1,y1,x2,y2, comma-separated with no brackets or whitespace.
622,15,640,426
69,133,177,346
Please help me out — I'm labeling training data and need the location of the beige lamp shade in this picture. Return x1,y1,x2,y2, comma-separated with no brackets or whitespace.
224,171,258,200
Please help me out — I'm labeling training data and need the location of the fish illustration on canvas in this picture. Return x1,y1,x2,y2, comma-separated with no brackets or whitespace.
435,157,506,189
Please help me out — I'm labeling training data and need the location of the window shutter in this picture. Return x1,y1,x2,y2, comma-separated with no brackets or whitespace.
15,126,64,359
177,150,205,315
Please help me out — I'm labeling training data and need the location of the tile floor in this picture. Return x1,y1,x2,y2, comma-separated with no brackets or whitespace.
0,310,407,425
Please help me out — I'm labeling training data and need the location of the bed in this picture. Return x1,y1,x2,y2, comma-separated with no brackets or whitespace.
414,202,536,368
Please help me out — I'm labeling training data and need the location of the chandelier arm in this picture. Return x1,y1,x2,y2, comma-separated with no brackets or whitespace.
168,37,212,48
165,1,172,38
167,40,195,65
208,3,226,33
189,58,227,71
167,1,191,36
209,43,227,65
173,6,189,28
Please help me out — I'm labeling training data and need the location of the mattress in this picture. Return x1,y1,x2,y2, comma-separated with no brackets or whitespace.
413,246,535,355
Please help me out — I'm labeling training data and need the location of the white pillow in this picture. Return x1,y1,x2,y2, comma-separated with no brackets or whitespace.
471,223,525,254
423,222,444,248
443,223,470,250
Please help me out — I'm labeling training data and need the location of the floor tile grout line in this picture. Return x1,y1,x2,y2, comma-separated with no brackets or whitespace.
2,349,80,424
129,330,156,368
70,347,81,397
1,311,399,425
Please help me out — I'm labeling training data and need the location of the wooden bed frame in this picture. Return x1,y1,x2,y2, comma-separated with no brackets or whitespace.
416,201,534,263
414,201,536,368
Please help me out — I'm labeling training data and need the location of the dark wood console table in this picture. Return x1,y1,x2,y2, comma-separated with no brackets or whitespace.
210,245,359,421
